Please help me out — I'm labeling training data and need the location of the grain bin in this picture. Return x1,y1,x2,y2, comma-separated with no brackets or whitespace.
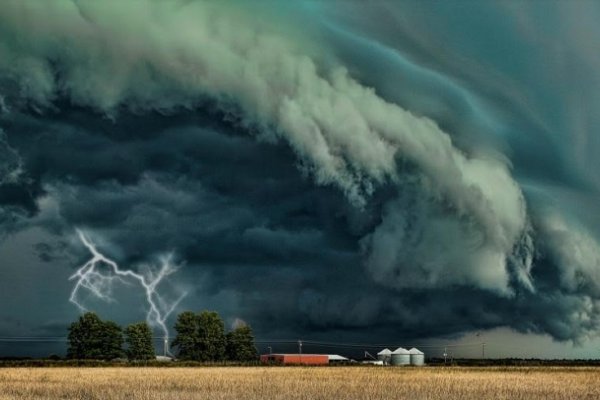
390,347,410,366
377,348,392,365
409,348,425,366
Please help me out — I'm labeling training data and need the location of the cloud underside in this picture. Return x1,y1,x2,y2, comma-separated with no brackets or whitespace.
0,0,600,342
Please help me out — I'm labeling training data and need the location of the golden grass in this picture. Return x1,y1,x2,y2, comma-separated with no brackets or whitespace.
1,366,599,400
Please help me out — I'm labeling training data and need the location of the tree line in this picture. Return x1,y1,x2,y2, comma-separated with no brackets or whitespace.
67,310,257,362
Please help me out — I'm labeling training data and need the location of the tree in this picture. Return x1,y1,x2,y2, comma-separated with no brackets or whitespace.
172,310,226,361
67,312,104,359
100,320,125,360
197,311,226,362
125,322,155,360
67,312,124,360
172,311,199,360
226,323,257,362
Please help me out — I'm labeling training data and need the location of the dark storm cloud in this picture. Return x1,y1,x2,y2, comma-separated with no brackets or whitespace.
1,0,600,353
0,102,592,345
3,105,380,341
4,106,358,264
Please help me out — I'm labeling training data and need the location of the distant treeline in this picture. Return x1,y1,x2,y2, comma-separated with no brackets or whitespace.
0,359,262,367
427,358,600,367
63,310,257,362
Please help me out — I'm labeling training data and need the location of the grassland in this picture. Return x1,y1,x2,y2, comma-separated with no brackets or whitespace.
1,366,599,399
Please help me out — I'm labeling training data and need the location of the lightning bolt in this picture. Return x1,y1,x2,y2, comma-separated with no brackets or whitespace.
69,230,186,356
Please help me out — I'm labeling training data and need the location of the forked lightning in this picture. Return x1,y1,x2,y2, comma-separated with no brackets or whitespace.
69,230,186,355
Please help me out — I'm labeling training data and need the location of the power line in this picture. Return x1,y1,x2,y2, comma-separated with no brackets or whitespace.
297,340,485,349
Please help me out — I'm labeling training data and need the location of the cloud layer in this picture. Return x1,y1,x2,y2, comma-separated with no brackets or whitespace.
1,0,600,348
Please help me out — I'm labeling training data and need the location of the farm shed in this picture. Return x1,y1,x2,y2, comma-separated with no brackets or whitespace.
260,354,329,365
327,354,349,363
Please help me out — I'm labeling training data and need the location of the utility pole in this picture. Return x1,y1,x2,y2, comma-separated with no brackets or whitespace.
164,338,168,357
298,340,303,362
268,346,272,355
443,347,447,365
476,331,485,360
482,342,486,359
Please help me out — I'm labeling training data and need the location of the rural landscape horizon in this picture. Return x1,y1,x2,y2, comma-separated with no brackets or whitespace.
1,0,600,398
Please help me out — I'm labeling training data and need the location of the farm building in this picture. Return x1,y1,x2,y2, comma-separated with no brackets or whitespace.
409,348,425,366
259,348,424,366
260,354,347,365
391,347,410,366
361,360,384,365
327,354,349,363
377,348,392,365
388,347,426,366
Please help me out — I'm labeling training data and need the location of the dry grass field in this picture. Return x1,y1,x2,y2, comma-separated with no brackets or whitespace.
1,366,599,400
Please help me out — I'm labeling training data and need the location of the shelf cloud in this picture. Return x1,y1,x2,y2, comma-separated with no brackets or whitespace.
1,1,600,348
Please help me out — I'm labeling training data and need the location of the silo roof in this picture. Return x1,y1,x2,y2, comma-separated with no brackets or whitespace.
391,347,409,354
377,348,392,355
408,347,424,354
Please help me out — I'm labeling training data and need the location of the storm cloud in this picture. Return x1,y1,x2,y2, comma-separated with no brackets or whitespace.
1,0,600,352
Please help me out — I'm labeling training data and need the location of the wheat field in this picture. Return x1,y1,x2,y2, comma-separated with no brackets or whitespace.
1,366,599,399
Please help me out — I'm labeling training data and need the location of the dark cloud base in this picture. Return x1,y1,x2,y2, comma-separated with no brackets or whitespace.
0,98,593,351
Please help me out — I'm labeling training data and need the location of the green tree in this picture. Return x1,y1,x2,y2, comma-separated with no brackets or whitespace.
226,323,257,362
67,312,124,360
197,311,226,362
67,312,104,359
100,320,125,360
172,310,226,361
172,311,199,360
125,322,155,360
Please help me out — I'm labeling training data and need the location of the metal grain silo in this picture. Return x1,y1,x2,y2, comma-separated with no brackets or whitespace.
377,348,392,365
391,347,410,366
409,348,425,366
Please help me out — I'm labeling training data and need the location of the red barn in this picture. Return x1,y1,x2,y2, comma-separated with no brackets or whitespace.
260,354,329,365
